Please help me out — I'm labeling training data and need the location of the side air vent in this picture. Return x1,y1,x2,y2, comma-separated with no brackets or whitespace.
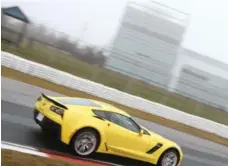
146,143,163,154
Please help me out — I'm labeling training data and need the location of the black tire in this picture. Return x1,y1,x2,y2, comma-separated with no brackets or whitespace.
70,128,99,157
157,149,180,166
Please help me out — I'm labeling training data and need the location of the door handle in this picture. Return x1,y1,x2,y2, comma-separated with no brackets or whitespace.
107,123,110,127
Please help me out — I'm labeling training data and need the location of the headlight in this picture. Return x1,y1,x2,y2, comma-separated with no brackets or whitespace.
50,106,64,117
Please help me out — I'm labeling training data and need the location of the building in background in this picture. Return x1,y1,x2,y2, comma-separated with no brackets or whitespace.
104,1,228,111
105,1,189,89
170,48,228,112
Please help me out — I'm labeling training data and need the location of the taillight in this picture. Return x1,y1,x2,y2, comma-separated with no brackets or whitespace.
50,106,64,117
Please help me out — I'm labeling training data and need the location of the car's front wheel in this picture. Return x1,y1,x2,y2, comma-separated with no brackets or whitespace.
157,149,179,166
71,129,99,157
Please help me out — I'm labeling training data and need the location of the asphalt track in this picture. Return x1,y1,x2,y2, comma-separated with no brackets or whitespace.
1,77,228,166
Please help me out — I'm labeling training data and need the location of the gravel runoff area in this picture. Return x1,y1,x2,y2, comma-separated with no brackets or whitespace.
1,149,104,166
2,149,84,166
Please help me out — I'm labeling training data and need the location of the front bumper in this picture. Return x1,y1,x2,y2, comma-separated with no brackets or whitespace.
34,109,61,140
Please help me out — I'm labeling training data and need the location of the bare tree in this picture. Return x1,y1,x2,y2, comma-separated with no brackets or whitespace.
24,23,107,66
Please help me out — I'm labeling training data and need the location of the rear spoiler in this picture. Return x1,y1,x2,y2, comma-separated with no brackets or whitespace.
41,93,68,110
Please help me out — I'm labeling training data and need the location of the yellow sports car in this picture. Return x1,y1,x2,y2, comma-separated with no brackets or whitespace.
34,93,183,166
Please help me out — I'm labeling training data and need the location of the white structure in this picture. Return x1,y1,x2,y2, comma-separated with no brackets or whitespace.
170,48,228,111
105,2,189,88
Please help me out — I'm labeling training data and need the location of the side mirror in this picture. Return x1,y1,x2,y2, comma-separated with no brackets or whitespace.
139,129,144,136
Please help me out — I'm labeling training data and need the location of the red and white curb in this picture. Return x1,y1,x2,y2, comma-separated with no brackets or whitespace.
1,141,122,166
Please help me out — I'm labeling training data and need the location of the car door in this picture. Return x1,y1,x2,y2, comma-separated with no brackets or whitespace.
105,112,151,160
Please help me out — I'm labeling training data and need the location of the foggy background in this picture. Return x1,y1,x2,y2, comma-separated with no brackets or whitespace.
1,0,228,122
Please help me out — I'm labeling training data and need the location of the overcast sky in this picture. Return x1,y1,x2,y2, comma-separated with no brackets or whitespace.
2,0,228,64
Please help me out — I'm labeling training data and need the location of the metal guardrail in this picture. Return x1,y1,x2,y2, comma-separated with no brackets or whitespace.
1,51,228,138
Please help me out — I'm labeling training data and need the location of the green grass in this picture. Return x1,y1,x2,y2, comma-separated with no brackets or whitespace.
2,42,228,125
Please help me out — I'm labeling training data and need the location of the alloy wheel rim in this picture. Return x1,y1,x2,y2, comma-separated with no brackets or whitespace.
74,132,97,156
161,151,178,166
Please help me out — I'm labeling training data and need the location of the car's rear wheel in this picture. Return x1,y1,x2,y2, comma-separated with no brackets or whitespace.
157,149,179,166
71,129,99,157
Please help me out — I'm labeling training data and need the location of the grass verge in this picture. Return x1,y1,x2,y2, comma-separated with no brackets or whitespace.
1,149,84,166
2,42,228,126
2,66,228,147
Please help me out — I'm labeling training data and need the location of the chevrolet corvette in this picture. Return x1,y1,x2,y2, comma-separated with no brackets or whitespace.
34,93,183,166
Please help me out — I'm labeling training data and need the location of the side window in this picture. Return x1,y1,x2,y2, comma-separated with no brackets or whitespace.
93,110,141,133
109,113,123,126
92,110,107,120
110,113,140,133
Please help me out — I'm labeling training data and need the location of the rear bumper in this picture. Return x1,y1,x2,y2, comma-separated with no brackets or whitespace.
34,109,61,140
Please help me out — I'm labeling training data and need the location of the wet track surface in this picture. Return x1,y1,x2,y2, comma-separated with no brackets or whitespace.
1,77,228,166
